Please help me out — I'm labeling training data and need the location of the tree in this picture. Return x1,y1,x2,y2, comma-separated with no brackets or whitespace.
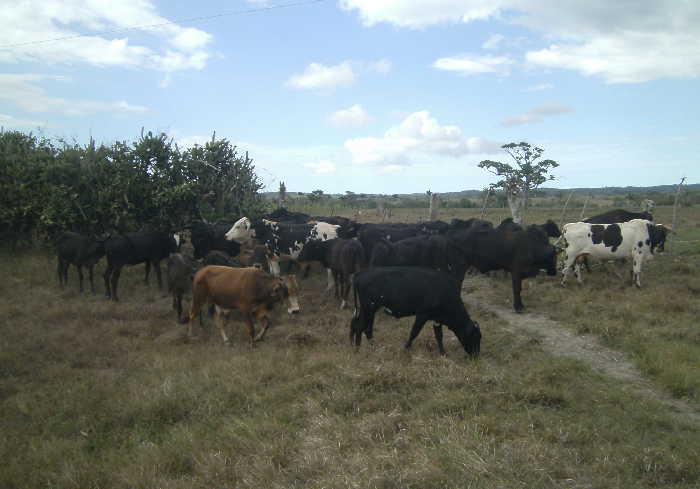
478,142,558,224
307,189,324,203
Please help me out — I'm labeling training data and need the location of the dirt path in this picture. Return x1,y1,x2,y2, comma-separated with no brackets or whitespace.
462,287,700,426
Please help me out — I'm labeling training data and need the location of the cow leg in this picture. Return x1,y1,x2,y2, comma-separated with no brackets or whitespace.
560,254,576,286
269,257,281,276
88,265,95,294
176,293,185,323
340,275,350,309
110,267,122,302
154,260,163,289
632,255,643,288
103,263,113,299
326,268,335,293
214,306,230,345
433,324,445,355
254,315,271,342
511,273,525,312
405,315,429,351
77,265,84,293
144,261,151,285
244,314,256,348
57,259,65,288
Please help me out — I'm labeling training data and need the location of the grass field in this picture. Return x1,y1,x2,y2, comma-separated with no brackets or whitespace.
1,205,699,488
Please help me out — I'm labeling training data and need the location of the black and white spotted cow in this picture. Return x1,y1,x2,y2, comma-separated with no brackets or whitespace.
560,219,661,288
224,217,340,278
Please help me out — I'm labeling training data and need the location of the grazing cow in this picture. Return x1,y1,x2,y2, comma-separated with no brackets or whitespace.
166,253,196,322
189,220,241,260
350,267,481,356
448,226,558,312
187,266,300,345
103,231,179,301
224,217,339,276
498,217,561,238
297,238,365,308
56,231,106,293
584,209,653,224
560,219,662,287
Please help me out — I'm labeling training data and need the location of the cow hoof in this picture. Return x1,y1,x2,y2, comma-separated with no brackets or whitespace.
514,306,525,314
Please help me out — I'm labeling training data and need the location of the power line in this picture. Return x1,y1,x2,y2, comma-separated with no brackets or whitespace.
0,0,325,50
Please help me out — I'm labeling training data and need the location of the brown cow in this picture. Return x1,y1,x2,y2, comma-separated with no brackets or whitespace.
187,266,300,346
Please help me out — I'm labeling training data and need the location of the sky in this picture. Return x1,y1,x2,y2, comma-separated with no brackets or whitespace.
1,0,699,194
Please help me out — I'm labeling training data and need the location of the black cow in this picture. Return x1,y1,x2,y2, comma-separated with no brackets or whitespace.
450,218,494,230
103,231,179,301
369,235,459,277
584,209,653,224
297,238,365,308
357,223,425,260
189,220,241,260
203,250,236,267
419,220,451,235
56,231,106,293
167,253,197,322
350,267,481,356
263,208,311,224
449,226,558,312
498,217,561,238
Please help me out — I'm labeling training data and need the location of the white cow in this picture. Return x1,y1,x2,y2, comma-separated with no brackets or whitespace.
560,219,657,287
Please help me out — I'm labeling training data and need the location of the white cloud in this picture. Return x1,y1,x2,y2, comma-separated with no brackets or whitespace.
343,0,700,83
0,0,212,73
523,83,554,92
501,102,573,127
433,54,513,76
369,59,392,74
327,104,371,128
0,74,147,116
340,0,503,29
482,34,504,50
0,113,52,129
285,61,355,91
345,111,501,167
304,160,337,175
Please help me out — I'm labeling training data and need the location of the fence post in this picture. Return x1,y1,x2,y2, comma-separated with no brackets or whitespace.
428,193,440,220
669,177,686,251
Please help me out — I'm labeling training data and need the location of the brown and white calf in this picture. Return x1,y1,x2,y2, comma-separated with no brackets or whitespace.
187,266,300,346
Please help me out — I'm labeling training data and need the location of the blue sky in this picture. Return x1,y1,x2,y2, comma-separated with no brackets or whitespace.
1,0,698,193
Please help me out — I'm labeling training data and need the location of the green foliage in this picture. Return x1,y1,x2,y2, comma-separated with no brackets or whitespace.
0,129,265,243
479,141,559,196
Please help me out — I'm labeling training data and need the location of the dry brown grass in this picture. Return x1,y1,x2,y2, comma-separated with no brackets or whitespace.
1,205,700,488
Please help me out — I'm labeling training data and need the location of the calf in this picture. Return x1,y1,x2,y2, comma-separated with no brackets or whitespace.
166,253,196,322
350,267,481,356
187,266,300,346
297,238,365,308
103,231,179,301
204,250,236,267
235,244,269,270
560,219,660,287
448,226,558,312
56,231,106,293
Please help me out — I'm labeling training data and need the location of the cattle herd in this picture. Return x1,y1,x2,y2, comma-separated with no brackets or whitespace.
55,207,671,358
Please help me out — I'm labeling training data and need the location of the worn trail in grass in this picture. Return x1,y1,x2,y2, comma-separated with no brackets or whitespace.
464,279,700,426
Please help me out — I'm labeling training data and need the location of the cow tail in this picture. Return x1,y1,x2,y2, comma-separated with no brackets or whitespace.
352,278,359,319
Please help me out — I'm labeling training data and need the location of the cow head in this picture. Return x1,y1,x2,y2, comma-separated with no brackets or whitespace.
541,220,562,238
455,319,481,358
337,221,361,239
282,275,300,314
225,217,253,243
649,224,670,253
